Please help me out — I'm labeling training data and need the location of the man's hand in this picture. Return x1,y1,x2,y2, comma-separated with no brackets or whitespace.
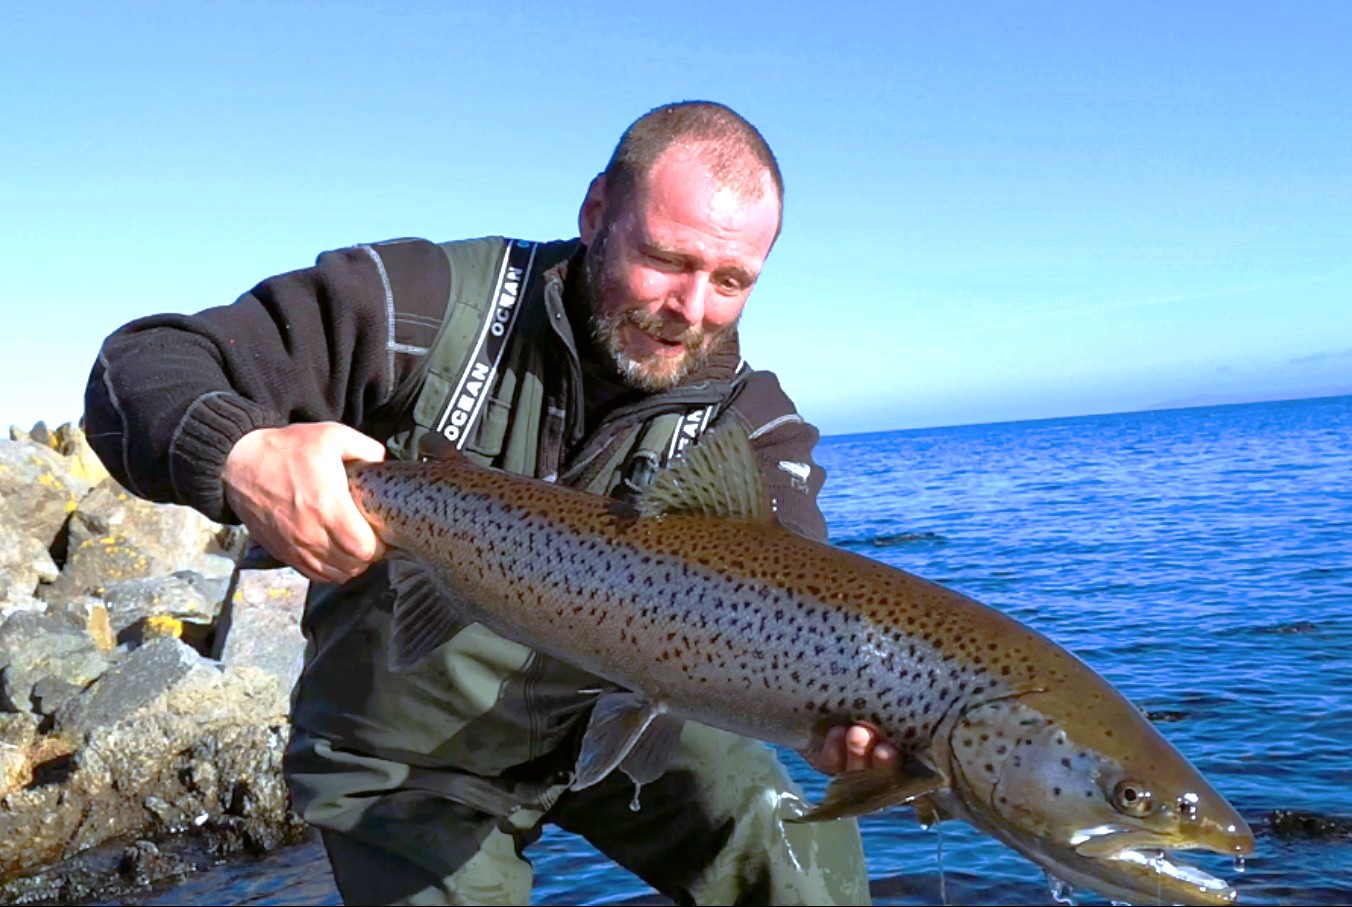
222,422,387,585
804,723,899,775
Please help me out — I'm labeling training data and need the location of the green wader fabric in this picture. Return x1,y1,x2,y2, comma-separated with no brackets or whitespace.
284,236,870,905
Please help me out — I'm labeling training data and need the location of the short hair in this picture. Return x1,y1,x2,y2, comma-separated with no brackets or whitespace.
602,101,784,221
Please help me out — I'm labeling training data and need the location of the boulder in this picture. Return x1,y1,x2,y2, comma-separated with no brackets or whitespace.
0,500,60,597
0,609,111,714
211,568,308,695
0,440,90,550
98,570,229,638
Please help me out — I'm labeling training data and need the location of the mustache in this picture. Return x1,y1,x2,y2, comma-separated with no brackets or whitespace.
617,309,704,353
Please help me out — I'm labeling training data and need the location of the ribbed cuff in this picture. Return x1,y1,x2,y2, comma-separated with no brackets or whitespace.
168,392,284,523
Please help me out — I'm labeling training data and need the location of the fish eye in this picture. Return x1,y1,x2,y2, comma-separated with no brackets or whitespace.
1112,780,1155,816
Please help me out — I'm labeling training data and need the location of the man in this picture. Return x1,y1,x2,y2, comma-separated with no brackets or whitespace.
85,101,893,905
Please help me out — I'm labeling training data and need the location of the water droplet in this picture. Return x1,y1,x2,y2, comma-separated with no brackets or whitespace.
1045,872,1076,905
629,782,642,813
1234,855,1247,874
932,821,947,905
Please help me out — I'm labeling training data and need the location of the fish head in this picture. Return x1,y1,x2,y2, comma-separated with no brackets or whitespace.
940,689,1254,905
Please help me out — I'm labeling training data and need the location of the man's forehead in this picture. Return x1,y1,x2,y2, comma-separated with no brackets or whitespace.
622,148,778,258
643,143,776,202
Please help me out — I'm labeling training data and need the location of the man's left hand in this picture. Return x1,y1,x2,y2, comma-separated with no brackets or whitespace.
804,723,899,775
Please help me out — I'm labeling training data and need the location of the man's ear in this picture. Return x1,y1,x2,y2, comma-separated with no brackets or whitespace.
579,174,607,244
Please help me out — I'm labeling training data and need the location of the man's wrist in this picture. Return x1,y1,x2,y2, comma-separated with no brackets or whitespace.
170,393,284,523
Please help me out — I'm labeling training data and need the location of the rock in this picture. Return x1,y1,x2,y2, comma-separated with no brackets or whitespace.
42,483,235,606
0,502,60,597
51,597,117,652
40,532,160,605
11,422,54,448
55,637,212,737
53,423,110,488
0,440,90,550
212,568,308,695
0,641,292,883
0,610,111,714
0,579,46,617
0,713,40,794
65,480,223,573
99,571,228,637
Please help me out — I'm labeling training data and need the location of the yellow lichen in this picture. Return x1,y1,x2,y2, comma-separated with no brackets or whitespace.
144,615,184,639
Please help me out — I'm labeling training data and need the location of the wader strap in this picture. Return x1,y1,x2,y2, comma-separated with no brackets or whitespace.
432,239,540,448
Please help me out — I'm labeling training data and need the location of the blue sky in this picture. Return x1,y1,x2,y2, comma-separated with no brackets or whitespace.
2,2,1348,436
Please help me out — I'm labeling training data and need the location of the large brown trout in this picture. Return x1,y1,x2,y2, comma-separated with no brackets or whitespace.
349,426,1254,905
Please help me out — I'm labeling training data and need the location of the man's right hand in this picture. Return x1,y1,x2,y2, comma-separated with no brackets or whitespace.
222,422,388,585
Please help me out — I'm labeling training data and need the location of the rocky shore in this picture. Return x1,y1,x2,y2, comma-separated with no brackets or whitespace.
0,422,310,904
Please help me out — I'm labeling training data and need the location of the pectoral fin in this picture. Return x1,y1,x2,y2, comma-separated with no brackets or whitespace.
793,762,947,823
386,551,468,672
573,692,674,791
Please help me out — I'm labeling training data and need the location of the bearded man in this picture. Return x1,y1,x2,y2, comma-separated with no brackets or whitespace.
85,100,893,905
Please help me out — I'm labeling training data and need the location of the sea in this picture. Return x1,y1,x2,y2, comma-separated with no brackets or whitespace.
110,394,1352,906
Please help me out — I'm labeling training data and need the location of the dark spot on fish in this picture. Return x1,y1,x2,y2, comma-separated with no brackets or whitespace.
1061,758,1072,768
1053,786,1062,796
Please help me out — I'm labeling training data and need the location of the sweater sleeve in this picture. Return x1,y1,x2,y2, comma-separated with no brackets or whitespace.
721,369,830,543
83,238,450,522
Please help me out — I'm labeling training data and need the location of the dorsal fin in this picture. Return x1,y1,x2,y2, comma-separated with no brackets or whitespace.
636,424,771,521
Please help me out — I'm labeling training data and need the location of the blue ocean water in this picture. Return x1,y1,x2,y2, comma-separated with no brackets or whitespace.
121,395,1352,906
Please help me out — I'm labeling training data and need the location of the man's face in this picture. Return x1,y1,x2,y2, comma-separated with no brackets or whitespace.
580,146,781,391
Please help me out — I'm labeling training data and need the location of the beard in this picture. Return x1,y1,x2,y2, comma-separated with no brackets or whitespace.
583,222,732,392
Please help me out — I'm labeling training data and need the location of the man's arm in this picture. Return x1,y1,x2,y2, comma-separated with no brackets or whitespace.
84,239,450,581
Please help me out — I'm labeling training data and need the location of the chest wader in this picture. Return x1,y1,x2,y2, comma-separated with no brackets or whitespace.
285,237,870,906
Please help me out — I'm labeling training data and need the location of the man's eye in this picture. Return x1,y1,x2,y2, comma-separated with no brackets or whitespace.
646,253,680,269
717,276,747,294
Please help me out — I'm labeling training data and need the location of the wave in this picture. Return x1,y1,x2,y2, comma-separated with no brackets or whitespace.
1264,809,1352,841
835,531,948,549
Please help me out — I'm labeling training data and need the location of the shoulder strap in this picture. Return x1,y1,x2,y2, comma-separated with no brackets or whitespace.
386,237,539,461
428,238,540,447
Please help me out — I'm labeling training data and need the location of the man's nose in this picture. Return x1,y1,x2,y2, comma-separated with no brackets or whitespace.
667,273,709,325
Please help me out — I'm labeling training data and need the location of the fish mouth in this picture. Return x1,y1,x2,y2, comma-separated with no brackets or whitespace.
1063,830,1244,906
1103,847,1237,905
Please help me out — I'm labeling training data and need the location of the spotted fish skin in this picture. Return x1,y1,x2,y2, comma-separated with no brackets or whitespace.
348,435,1254,907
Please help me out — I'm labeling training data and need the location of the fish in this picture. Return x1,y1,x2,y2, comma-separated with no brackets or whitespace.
348,425,1255,906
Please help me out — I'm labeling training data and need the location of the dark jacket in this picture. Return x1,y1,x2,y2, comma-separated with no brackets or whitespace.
84,236,829,539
